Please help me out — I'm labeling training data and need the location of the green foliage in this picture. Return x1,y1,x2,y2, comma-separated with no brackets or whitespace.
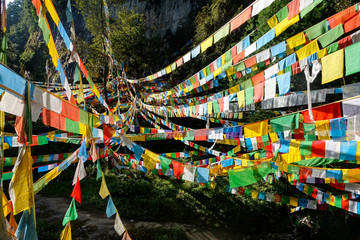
7,0,38,72
19,31,47,81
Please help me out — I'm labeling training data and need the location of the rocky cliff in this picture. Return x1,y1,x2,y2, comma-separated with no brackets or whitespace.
124,0,210,38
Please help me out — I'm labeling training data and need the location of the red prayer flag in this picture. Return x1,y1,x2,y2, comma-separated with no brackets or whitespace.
103,123,115,145
230,6,252,32
231,46,237,58
172,161,184,180
311,141,325,158
338,36,352,49
233,51,245,64
42,109,66,131
32,0,41,15
71,177,81,203
344,13,360,33
328,5,357,29
302,102,342,123
244,56,257,68
251,72,265,86
15,116,26,145
61,101,80,122
287,0,300,20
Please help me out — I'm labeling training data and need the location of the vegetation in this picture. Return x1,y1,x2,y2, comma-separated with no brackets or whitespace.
3,0,360,239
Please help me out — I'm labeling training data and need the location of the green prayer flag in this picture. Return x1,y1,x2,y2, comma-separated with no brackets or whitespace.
245,87,254,105
240,79,252,90
66,0,73,23
96,160,102,180
228,162,272,188
303,123,316,141
0,34,8,65
37,136,49,145
345,41,360,76
206,66,211,75
33,176,46,194
300,141,313,156
281,195,290,204
318,24,344,48
276,6,289,23
62,198,78,226
293,158,342,167
79,109,90,124
160,156,171,173
270,113,299,133
327,42,339,54
334,196,342,208
225,50,232,62
300,0,323,18
235,62,245,72
305,20,328,40
214,23,230,43
222,60,233,72
65,118,80,134
213,100,220,114
39,17,50,44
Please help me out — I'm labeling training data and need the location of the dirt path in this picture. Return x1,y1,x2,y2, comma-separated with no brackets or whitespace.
35,195,222,240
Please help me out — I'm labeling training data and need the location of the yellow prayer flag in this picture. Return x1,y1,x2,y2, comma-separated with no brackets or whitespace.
229,84,240,94
275,15,300,36
221,54,226,66
165,65,172,74
343,169,360,182
99,175,110,199
269,133,279,142
321,49,344,84
237,90,245,108
201,36,213,53
45,166,60,182
289,140,301,155
2,193,12,217
48,131,56,141
317,48,327,59
287,32,306,49
208,101,213,115
60,222,72,240
289,197,299,207
251,191,259,199
357,142,360,163
44,0,60,26
243,120,268,138
214,67,222,77
315,120,331,140
48,37,59,67
9,146,34,215
296,40,320,60
226,66,235,77
267,15,279,29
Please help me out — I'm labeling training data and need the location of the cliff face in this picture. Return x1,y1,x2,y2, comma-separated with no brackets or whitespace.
124,0,210,38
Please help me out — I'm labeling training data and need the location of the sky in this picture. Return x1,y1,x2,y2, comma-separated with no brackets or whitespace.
6,0,15,6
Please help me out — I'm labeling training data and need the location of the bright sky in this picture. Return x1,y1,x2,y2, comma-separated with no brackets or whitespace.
6,0,15,6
